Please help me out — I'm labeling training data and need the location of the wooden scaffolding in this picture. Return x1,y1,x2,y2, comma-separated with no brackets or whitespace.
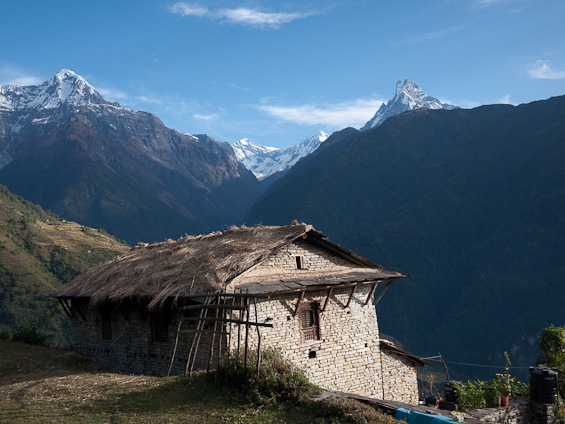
167,290,273,377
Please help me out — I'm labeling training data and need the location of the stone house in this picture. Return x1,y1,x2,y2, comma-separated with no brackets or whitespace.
55,223,425,404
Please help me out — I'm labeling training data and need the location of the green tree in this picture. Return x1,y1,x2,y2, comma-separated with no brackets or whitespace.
539,325,565,398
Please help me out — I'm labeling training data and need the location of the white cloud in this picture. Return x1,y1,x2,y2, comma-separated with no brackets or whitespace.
472,0,525,8
499,95,513,104
169,2,208,17
193,113,219,120
258,98,384,128
527,60,565,80
0,66,43,85
98,87,129,101
396,25,464,46
169,2,314,28
216,8,308,27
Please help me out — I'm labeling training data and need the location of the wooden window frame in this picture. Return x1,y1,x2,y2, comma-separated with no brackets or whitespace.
298,302,320,342
151,311,169,343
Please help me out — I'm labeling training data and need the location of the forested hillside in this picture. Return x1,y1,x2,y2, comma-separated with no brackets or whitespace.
0,185,129,345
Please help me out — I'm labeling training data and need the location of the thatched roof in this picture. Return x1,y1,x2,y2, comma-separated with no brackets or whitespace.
54,223,406,309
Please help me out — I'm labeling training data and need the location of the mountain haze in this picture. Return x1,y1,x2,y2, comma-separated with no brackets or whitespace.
0,70,261,244
247,95,565,377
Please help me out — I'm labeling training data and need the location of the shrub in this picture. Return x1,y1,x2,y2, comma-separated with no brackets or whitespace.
12,323,47,345
216,347,321,404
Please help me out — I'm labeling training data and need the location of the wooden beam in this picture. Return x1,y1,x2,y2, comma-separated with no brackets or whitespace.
321,287,333,312
293,290,306,316
372,281,393,305
364,282,379,306
180,304,246,311
345,284,358,308
182,293,268,299
181,316,273,327
179,329,229,336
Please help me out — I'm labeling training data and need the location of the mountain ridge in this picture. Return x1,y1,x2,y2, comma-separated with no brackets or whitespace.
361,78,458,131
246,94,565,378
0,70,262,243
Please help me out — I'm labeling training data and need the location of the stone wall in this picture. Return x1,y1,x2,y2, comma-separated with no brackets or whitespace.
256,238,354,271
228,284,385,398
380,347,420,405
69,300,223,376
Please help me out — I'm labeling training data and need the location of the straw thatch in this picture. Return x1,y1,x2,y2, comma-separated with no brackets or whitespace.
54,223,404,310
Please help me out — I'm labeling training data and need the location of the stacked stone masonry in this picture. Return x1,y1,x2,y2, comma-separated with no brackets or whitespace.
380,348,420,404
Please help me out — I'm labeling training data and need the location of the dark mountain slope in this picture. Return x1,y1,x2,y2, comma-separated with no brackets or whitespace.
246,96,565,376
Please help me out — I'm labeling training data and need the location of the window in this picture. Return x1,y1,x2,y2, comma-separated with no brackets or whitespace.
101,308,112,340
151,312,169,343
295,255,303,269
298,302,320,342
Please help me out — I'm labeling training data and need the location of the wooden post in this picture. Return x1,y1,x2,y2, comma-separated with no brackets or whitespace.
372,281,393,305
321,287,333,312
254,297,262,377
207,297,220,374
237,291,242,355
293,290,305,316
186,297,210,377
345,284,358,308
364,282,379,305
216,292,226,381
167,319,183,376
244,290,250,375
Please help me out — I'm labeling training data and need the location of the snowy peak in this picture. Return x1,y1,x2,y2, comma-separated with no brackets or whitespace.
233,131,329,180
361,78,458,131
232,138,278,162
0,69,118,112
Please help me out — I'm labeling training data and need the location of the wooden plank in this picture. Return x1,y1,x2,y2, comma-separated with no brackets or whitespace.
372,281,393,305
293,290,306,316
181,317,273,327
321,287,333,312
345,284,358,308
180,304,247,311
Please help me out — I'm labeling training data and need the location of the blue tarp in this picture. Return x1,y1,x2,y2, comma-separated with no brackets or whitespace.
395,408,455,423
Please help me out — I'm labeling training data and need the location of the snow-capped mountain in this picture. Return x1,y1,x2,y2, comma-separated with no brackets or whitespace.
0,69,117,112
232,131,329,180
361,78,458,131
0,69,261,243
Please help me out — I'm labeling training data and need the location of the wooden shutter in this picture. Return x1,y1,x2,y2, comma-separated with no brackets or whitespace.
298,303,320,342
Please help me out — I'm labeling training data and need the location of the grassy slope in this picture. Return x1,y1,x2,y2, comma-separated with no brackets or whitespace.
0,340,399,424
0,184,129,344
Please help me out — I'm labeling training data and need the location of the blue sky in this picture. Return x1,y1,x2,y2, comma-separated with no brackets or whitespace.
1,0,564,148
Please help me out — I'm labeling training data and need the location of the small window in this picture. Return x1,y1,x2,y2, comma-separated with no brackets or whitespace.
295,255,303,269
298,302,320,342
101,308,112,340
151,312,169,343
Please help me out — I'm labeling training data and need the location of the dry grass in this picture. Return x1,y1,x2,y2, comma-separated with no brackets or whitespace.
0,341,400,423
